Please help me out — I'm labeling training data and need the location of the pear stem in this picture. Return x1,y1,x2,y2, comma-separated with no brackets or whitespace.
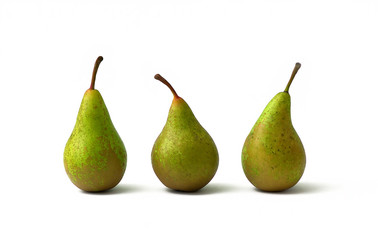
284,62,301,93
154,74,179,98
89,56,104,90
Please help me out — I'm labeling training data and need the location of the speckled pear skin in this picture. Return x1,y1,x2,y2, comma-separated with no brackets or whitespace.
242,63,305,192
152,82,218,192
242,93,305,191
64,57,126,192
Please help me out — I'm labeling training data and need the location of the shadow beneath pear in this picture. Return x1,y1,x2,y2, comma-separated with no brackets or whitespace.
253,182,332,195
81,184,144,195
165,183,243,195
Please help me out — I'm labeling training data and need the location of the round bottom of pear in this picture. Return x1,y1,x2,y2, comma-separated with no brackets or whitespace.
64,155,126,192
152,158,218,192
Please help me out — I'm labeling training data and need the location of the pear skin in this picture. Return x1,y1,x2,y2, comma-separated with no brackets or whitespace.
152,74,219,192
242,63,305,192
64,57,127,192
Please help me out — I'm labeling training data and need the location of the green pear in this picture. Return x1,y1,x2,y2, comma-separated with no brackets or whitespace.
64,56,127,192
242,63,306,192
152,74,219,192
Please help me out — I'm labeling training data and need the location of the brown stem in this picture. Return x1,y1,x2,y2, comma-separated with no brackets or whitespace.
89,56,104,90
284,62,301,93
154,74,179,98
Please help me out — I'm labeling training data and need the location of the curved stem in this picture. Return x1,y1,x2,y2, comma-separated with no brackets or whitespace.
89,56,104,90
284,62,301,93
154,74,179,98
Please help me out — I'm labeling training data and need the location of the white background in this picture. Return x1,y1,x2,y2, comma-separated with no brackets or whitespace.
1,0,377,239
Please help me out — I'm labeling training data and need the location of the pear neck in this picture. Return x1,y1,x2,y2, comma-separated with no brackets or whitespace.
173,95,181,100
76,90,112,128
85,88,99,95
270,93,291,120
167,98,198,127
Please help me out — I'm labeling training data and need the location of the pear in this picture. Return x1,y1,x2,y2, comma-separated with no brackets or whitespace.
64,56,127,192
242,63,306,192
152,74,219,192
